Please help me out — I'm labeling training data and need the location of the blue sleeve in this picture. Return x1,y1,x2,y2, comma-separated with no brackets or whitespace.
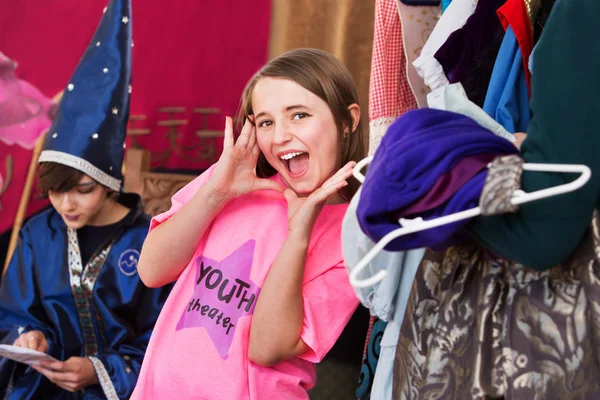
90,284,171,399
0,226,56,351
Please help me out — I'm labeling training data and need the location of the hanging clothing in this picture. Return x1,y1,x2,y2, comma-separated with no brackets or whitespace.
357,108,518,252
427,82,515,141
395,1,441,108
0,194,171,399
433,0,505,83
368,0,417,155
470,0,600,270
413,0,478,91
533,0,556,43
441,0,452,12
343,188,424,322
528,42,536,74
497,0,536,94
344,188,424,400
399,153,498,217
483,26,530,133
367,246,423,400
394,210,600,398
356,318,387,400
433,0,506,107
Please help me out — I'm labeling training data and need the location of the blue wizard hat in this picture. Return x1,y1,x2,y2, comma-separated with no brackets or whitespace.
39,0,132,191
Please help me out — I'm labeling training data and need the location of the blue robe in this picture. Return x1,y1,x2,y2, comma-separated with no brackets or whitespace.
0,194,171,399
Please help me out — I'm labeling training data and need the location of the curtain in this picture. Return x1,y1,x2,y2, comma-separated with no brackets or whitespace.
269,0,375,142
0,0,271,233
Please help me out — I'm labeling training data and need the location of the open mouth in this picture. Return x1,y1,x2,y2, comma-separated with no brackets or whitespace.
279,151,310,178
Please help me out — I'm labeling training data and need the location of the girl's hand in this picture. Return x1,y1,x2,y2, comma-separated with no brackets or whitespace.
13,330,48,353
284,161,356,238
513,132,527,150
206,116,283,202
33,357,98,392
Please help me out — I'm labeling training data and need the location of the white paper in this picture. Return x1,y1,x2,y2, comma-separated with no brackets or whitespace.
0,344,58,366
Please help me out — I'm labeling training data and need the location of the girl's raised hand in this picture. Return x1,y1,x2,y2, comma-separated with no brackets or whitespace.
206,116,283,202
284,161,356,238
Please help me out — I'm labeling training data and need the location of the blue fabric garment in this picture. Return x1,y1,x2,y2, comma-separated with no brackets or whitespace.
356,318,387,400
357,108,518,251
344,189,425,399
369,248,424,400
343,187,425,321
529,41,538,74
483,27,531,133
0,195,171,399
441,0,453,13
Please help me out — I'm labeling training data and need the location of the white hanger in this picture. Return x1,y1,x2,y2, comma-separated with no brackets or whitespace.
350,156,592,288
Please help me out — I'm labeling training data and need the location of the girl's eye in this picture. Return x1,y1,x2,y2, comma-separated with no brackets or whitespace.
293,112,309,120
258,120,273,128
78,186,96,194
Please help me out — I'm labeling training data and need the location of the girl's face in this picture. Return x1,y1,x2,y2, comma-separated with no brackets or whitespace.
253,77,340,198
48,175,110,229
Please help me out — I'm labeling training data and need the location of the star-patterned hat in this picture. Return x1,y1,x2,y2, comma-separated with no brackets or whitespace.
39,0,132,191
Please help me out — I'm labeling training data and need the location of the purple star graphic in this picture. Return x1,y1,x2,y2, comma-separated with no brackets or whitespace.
176,240,260,359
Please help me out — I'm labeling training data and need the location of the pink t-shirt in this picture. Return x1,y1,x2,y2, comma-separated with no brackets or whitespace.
131,167,359,400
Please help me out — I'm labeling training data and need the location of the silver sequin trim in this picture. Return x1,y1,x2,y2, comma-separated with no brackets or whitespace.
38,150,121,191
479,154,524,216
89,357,119,400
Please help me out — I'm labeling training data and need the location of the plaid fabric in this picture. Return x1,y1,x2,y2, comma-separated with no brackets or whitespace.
368,0,417,155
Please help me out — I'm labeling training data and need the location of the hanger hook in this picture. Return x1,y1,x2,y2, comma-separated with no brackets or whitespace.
353,156,373,184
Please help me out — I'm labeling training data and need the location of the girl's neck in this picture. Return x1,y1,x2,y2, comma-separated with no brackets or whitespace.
87,196,131,227
325,191,346,205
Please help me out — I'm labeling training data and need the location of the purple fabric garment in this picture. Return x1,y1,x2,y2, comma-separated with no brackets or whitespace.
434,0,506,97
398,153,497,216
357,108,518,251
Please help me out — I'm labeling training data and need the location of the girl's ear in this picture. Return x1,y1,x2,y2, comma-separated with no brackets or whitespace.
347,104,361,136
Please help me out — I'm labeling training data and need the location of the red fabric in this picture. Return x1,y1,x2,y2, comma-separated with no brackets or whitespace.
0,0,271,233
368,0,417,154
497,0,534,95
369,0,416,122
362,316,376,363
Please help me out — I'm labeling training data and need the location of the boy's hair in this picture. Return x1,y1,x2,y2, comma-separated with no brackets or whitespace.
38,162,111,197
237,48,367,201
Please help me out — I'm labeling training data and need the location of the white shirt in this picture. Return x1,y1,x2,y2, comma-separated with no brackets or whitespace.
428,83,516,142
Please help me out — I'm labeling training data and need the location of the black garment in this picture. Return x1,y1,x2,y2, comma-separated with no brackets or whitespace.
77,221,123,267
76,193,140,266
533,0,557,43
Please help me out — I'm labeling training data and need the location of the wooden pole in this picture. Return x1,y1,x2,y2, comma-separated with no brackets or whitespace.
3,132,46,276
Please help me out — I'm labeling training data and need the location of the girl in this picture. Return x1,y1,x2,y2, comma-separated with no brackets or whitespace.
131,48,366,399
0,164,170,399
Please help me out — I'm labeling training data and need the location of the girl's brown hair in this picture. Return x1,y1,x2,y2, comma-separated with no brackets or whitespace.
38,162,112,198
237,48,367,201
